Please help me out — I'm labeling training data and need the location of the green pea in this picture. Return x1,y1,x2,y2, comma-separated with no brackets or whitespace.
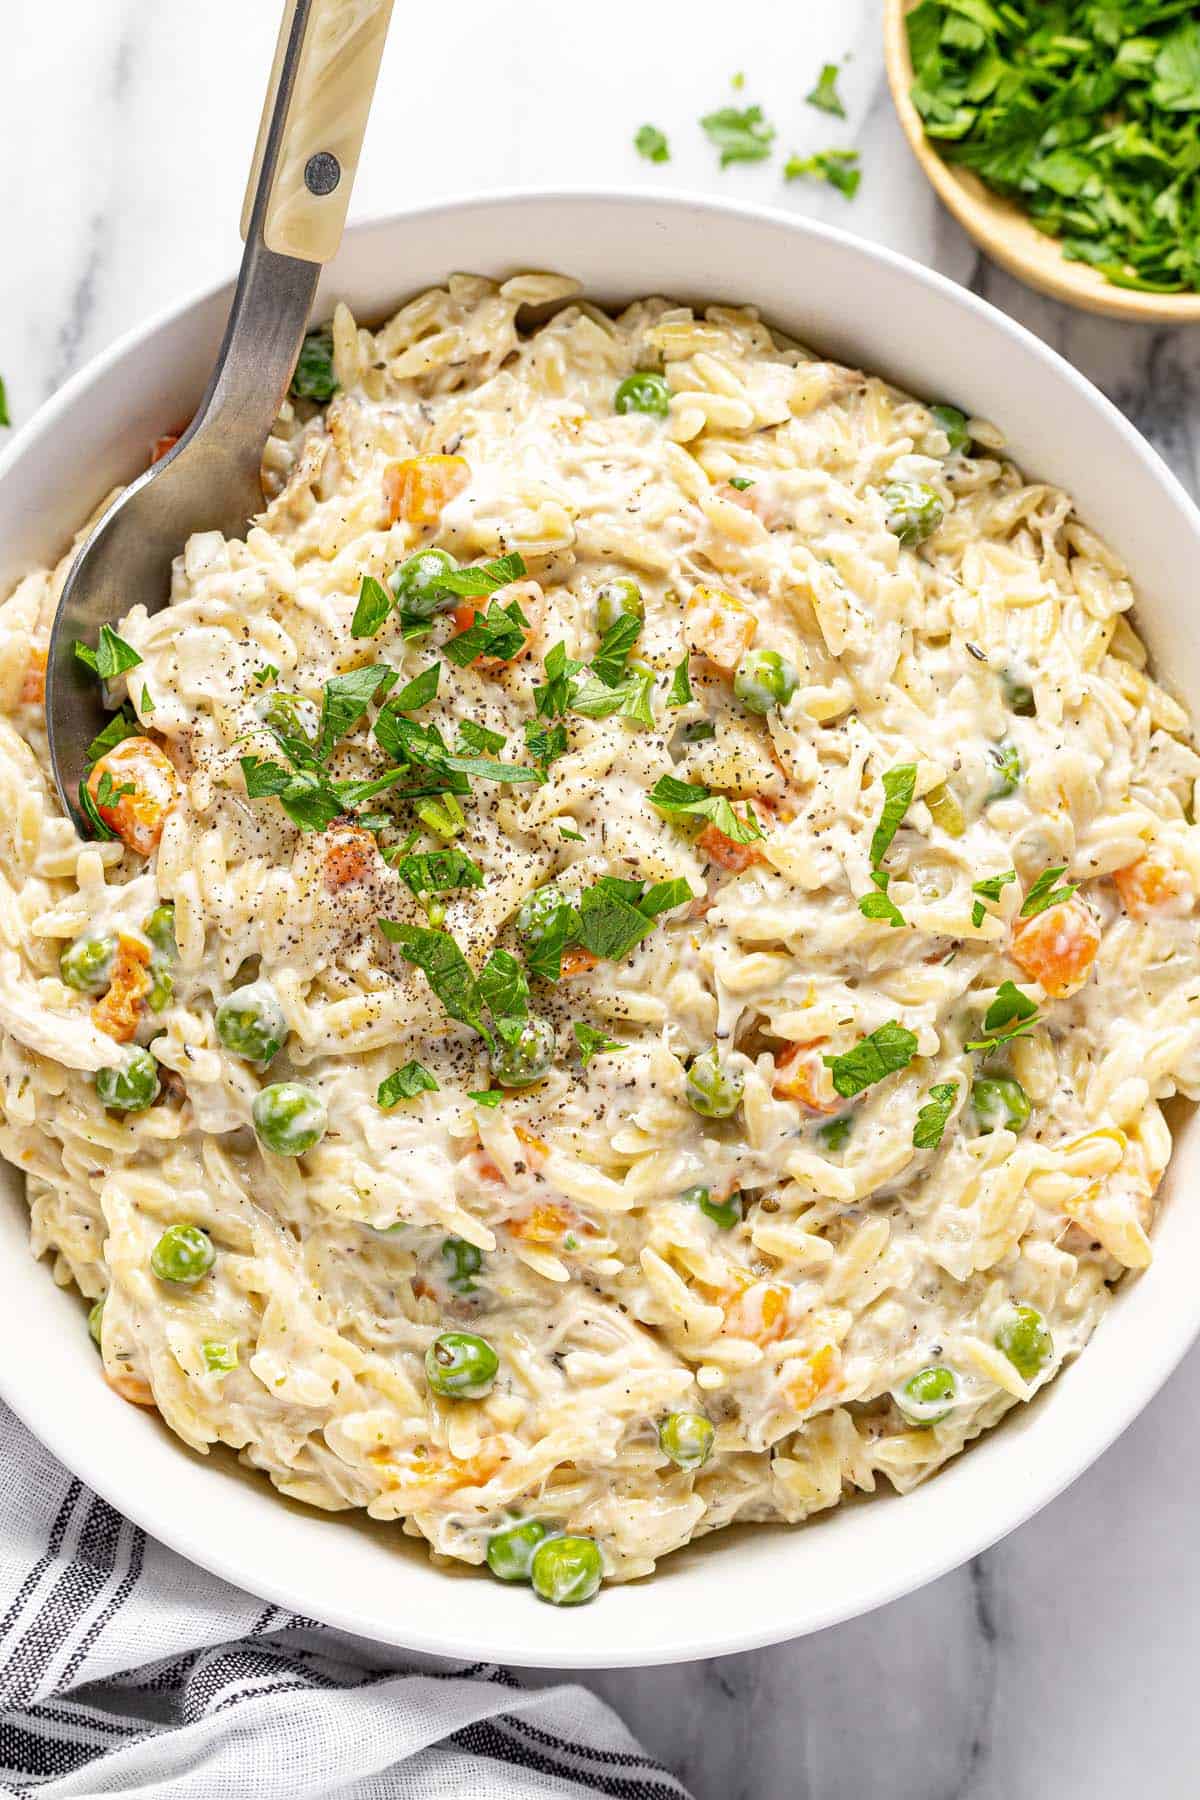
1002,670,1036,717
491,1016,555,1089
897,1365,957,1426
290,325,338,403
147,966,174,1012
143,904,177,958
614,372,670,418
595,578,644,635
202,1339,238,1375
929,403,971,455
683,1184,743,1229
87,1296,105,1348
658,1410,715,1471
252,1082,327,1155
442,1236,482,1293
390,547,459,622
151,1223,215,1285
216,982,287,1065
995,1304,1053,1381
60,934,117,995
733,649,799,717
95,1047,160,1113
988,742,1021,800
530,1534,603,1606
425,1330,499,1399
882,480,945,546
971,1075,1031,1135
515,884,573,947
684,1046,743,1119
486,1517,549,1582
817,1113,853,1152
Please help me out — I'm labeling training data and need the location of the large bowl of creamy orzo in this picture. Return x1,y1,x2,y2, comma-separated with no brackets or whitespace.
2,195,1199,1664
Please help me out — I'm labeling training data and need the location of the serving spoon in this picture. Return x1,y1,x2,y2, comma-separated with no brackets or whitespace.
46,0,394,830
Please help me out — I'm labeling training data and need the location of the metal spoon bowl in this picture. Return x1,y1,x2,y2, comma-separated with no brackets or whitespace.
46,0,393,830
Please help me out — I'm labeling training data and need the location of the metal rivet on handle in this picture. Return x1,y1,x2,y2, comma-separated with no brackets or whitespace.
304,152,341,197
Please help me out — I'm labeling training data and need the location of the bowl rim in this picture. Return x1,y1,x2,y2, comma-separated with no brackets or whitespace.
3,185,1200,1667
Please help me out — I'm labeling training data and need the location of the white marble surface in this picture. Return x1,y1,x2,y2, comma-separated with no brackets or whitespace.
5,2,1200,1794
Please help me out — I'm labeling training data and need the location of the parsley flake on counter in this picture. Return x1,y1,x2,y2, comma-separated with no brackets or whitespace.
377,1061,439,1107
700,103,776,167
783,148,861,198
635,124,670,163
806,61,846,119
574,1022,624,1067
913,1080,957,1150
1020,866,1079,920
824,1022,918,1098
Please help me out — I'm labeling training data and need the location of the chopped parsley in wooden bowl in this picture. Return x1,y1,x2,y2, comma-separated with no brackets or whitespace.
883,0,1200,321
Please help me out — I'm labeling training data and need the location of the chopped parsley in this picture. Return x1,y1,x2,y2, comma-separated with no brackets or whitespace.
140,684,155,716
913,1080,957,1149
444,596,530,667
468,1088,505,1108
377,1061,439,1107
806,61,846,118
591,613,641,687
350,575,394,639
378,920,493,1045
965,980,1039,1053
823,1022,918,1098
253,664,279,686
1020,865,1079,919
84,705,141,768
868,763,917,868
648,774,763,844
784,148,861,199
859,868,907,929
392,846,484,896
666,658,694,708
533,641,586,719
574,1022,624,1067
727,476,755,491
74,626,143,681
906,2,1200,295
524,719,569,768
635,124,670,163
700,103,776,166
971,868,1017,928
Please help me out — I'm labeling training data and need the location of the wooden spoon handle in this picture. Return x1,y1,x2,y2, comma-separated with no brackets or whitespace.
240,0,394,264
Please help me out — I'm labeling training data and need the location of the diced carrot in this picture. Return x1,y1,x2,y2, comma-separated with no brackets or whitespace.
685,584,757,673
383,454,470,526
696,822,765,873
784,1344,839,1413
104,1364,155,1407
450,1442,509,1488
1112,848,1191,918
722,1280,791,1346
149,432,181,466
1010,895,1101,998
91,933,152,1043
772,1042,839,1114
509,1203,573,1244
322,824,378,893
20,646,46,705
513,1123,549,1160
87,736,178,855
559,946,599,979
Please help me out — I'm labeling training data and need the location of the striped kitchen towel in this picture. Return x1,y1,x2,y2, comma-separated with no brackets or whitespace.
0,1405,689,1798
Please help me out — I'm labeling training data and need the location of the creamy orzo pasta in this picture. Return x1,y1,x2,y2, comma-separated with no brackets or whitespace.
1,272,1197,1604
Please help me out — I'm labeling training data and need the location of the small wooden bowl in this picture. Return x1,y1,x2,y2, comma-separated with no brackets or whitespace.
883,0,1200,324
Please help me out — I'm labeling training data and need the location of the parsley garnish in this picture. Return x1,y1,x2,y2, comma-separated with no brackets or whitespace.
437,552,527,599
727,477,755,492
784,148,861,198
479,948,529,1029
534,641,585,719
290,326,338,402
351,575,394,639
444,597,530,667
523,876,692,981
74,626,142,681
868,764,917,867
635,124,670,163
84,705,141,768
574,1022,624,1067
648,774,763,844
913,1081,957,1150
378,920,493,1045
558,823,584,842
316,664,395,763
806,61,846,118
468,1089,505,1108
78,779,116,841
592,614,641,687
1020,866,1079,920
906,3,1200,295
93,771,135,807
816,1112,853,1152
823,1022,918,1098
253,664,279,686
971,868,1017,928
666,658,693,708
377,1061,439,1107
459,720,507,755
525,720,569,767
393,846,484,896
965,980,1039,1053
858,869,906,929
701,103,776,166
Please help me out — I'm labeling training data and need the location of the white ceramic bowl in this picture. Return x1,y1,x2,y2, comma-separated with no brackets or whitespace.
2,192,1198,1669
